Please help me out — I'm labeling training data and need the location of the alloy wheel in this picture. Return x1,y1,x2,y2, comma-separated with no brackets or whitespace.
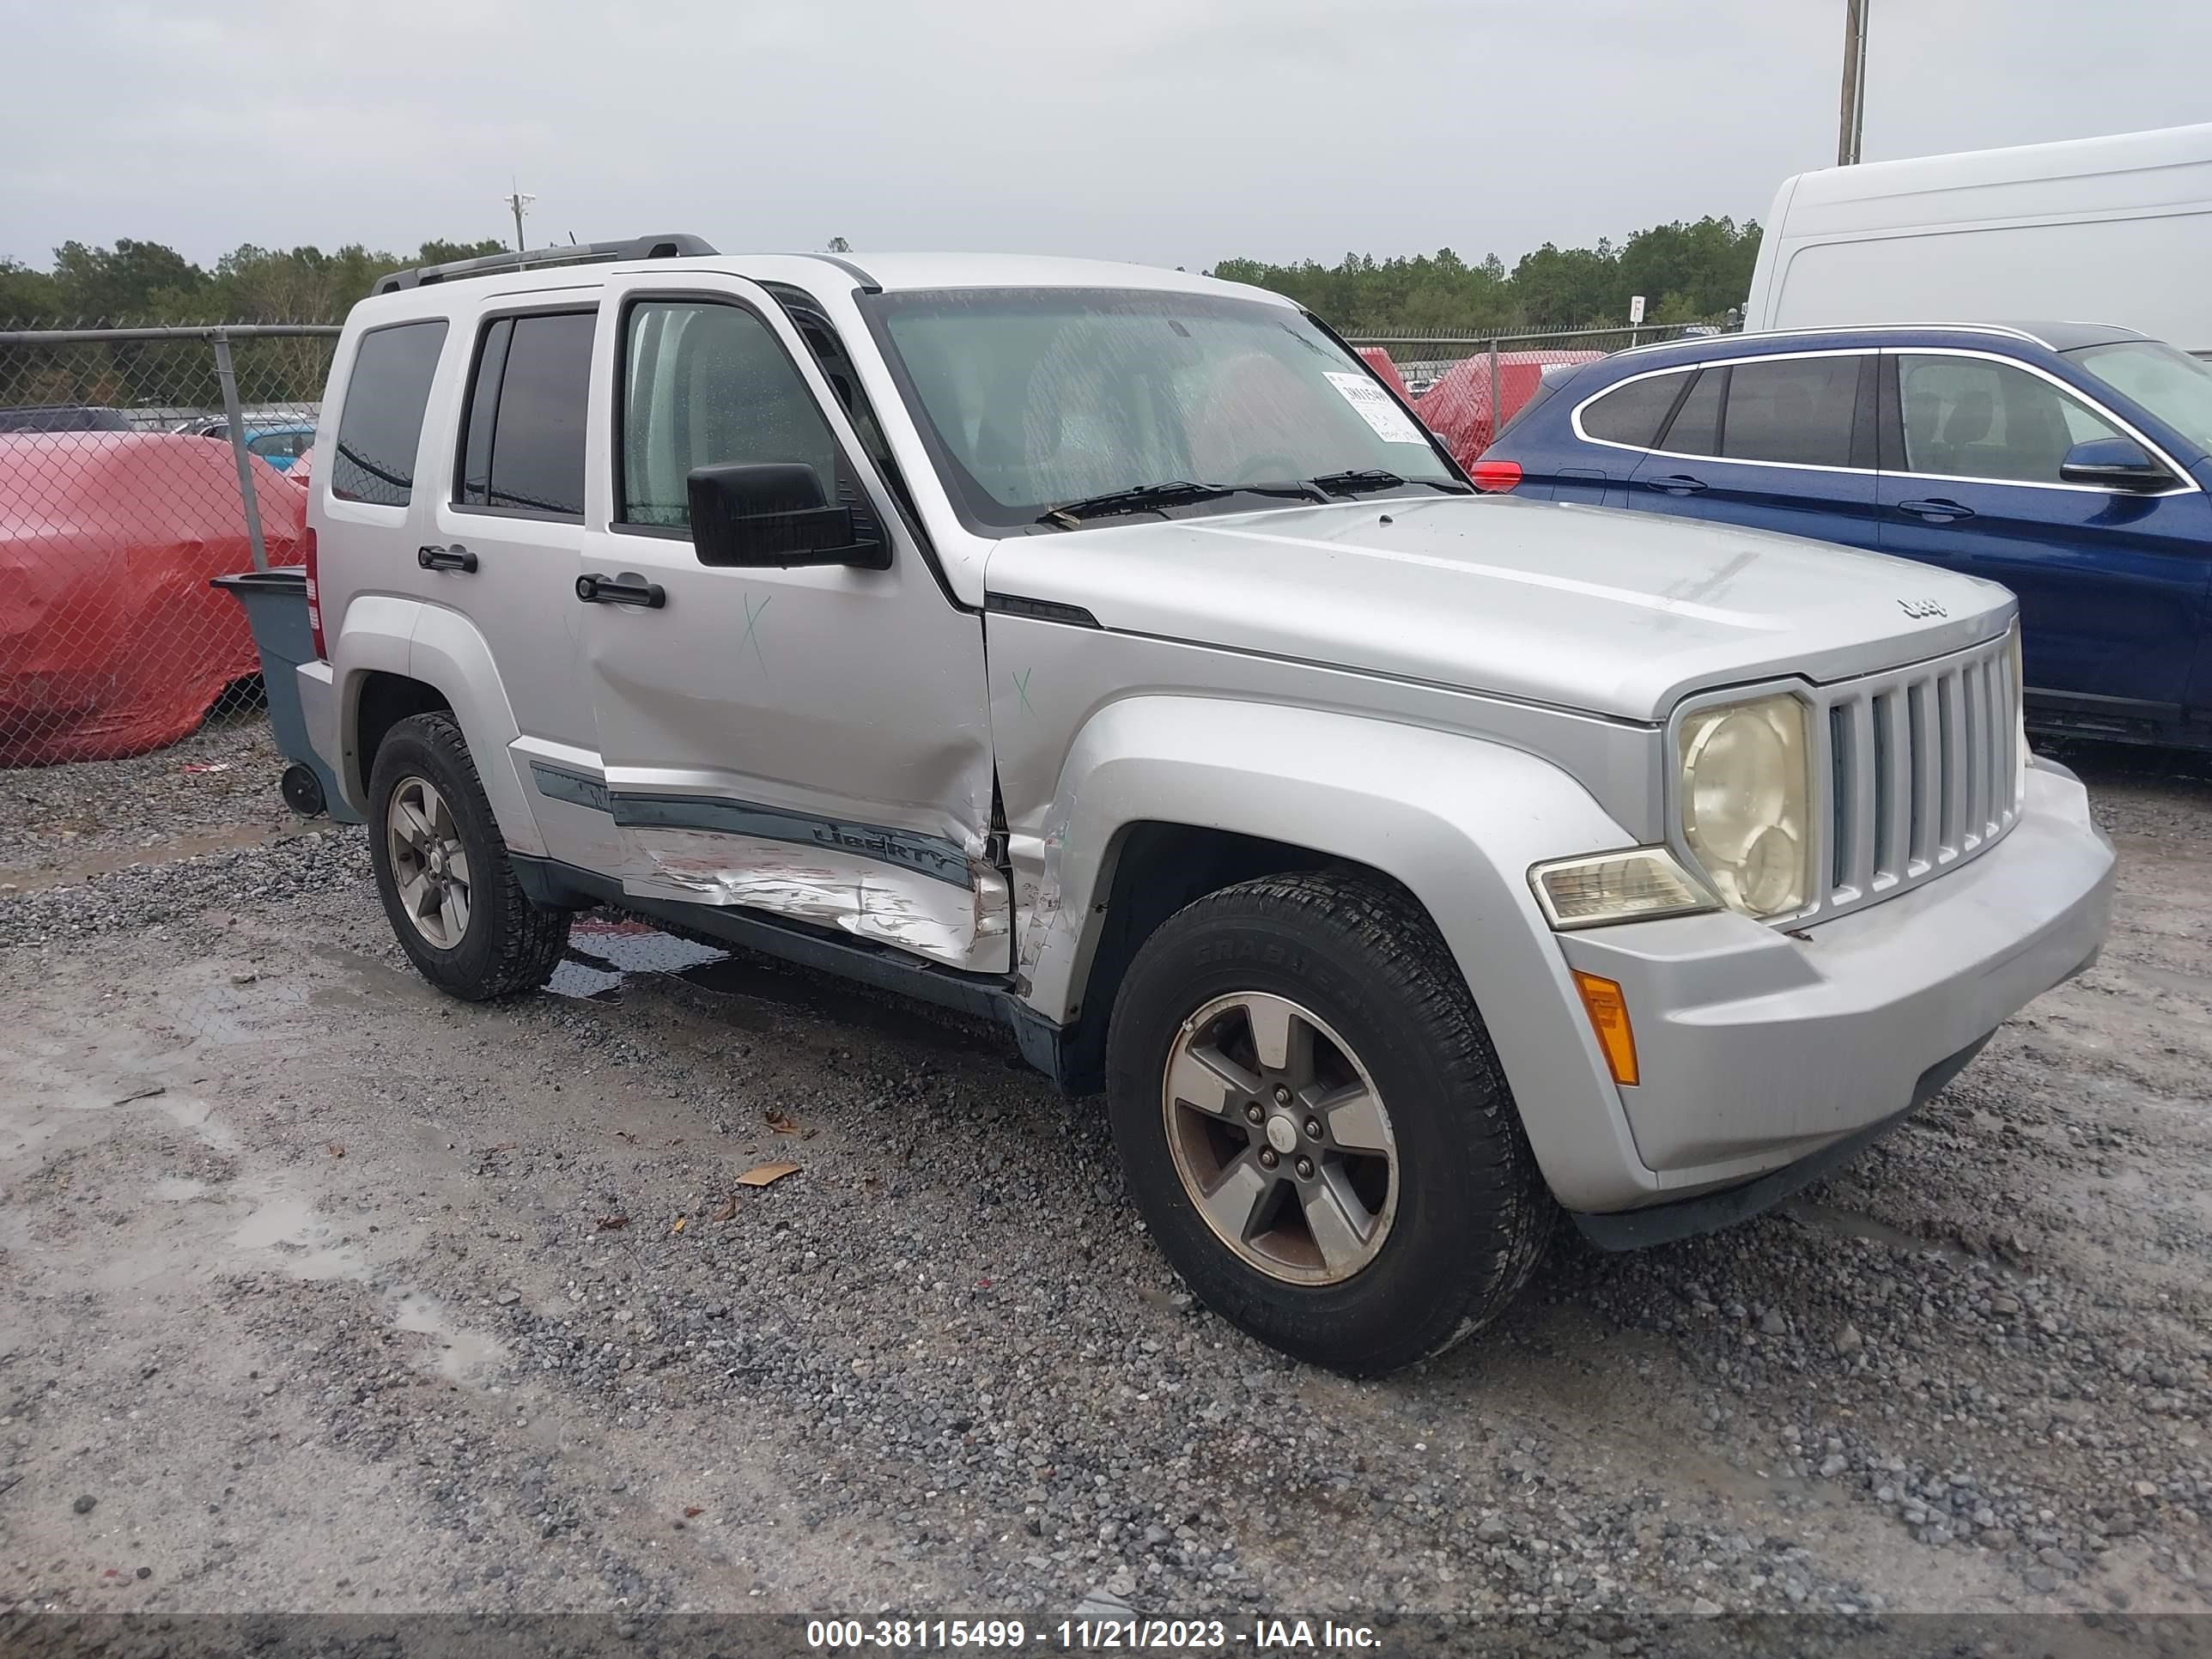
385,775,472,950
1161,991,1399,1285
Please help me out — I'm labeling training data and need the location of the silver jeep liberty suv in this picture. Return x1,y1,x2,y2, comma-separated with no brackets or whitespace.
299,235,2113,1373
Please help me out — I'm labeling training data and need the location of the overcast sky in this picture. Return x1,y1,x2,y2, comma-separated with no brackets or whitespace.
7,0,2209,274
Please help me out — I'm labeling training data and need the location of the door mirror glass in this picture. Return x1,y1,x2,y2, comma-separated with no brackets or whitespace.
687,462,887,568
2057,436,2173,493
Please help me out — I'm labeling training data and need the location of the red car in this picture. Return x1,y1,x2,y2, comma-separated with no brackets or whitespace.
1,432,304,765
1413,349,1605,471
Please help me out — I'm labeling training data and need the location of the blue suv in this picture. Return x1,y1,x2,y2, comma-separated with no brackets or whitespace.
1480,323,2212,750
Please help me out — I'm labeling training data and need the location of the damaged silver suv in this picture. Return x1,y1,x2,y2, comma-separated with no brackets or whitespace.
299,236,2114,1373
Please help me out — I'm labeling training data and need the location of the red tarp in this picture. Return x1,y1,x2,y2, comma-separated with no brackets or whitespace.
1413,349,1605,469
0,432,305,765
1356,347,1411,400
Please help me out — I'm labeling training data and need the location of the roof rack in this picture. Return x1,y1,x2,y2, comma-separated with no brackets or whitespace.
371,234,718,296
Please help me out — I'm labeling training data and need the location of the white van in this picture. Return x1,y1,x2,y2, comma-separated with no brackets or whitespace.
1742,123,2212,356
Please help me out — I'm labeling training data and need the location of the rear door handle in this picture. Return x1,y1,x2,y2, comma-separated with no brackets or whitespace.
575,571,666,609
1644,473,1707,495
1897,498,1975,523
416,543,477,572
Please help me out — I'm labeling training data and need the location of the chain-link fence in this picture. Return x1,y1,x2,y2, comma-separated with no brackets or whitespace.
0,323,337,768
1347,319,1733,467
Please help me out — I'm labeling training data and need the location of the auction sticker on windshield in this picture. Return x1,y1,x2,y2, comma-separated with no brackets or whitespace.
1323,370,1429,445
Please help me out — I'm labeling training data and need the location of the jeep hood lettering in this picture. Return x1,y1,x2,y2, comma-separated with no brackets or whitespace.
982,495,2016,721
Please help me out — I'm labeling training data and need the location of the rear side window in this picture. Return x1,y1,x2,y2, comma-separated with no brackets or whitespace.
1721,356,1859,466
331,319,448,506
1579,370,1691,447
457,310,595,518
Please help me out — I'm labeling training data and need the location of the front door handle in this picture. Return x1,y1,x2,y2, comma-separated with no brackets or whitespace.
1897,497,1976,523
1644,473,1707,495
575,571,666,609
417,543,477,572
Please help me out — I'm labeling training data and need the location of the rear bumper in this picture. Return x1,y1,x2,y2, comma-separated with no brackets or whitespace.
295,659,356,814
1553,757,2112,1214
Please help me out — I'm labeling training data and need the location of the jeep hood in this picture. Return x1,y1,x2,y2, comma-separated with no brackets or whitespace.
981,495,2016,722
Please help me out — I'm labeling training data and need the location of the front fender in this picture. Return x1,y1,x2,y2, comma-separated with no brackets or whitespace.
1023,696,1656,1210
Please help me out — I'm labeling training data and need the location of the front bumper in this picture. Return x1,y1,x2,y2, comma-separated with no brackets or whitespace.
1553,758,2113,1216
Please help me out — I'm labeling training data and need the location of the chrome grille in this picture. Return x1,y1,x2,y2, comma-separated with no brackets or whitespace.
1816,631,2021,920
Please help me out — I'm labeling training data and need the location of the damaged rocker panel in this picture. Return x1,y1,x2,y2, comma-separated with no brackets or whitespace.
528,763,973,887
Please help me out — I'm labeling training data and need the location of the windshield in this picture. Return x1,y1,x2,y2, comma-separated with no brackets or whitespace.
868,288,1455,528
2066,339,2212,458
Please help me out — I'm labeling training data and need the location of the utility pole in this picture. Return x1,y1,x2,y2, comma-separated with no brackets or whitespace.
504,181,537,252
1837,0,1869,166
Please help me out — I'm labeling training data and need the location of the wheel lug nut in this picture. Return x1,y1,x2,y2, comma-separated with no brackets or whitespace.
1273,1085,1292,1106
1304,1117,1322,1140
1243,1103,1265,1126
1295,1157,1315,1180
1258,1148,1279,1170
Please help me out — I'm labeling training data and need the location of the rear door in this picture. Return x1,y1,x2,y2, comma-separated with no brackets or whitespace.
1877,349,2212,720
1625,349,1881,547
574,270,1004,972
426,298,609,868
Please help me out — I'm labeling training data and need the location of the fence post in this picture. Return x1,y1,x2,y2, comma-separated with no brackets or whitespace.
1486,337,1501,449
210,328,270,573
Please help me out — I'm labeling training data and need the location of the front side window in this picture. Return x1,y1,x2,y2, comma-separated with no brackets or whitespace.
2068,338,2212,458
620,301,844,530
1579,370,1691,447
331,319,448,506
456,310,594,518
1721,356,1860,466
1896,355,2122,484
869,288,1456,528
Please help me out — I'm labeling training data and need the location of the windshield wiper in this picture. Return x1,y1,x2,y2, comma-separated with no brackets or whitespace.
1306,468,1473,497
1039,479,1323,529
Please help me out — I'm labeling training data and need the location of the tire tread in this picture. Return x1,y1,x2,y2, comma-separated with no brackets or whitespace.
1109,868,1552,1373
368,711,570,1000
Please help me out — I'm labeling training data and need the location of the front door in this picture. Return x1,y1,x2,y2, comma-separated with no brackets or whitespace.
1626,351,1881,550
1878,349,2212,720
574,271,1005,972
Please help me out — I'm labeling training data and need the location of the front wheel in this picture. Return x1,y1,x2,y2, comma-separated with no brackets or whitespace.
1105,871,1552,1374
367,711,571,1000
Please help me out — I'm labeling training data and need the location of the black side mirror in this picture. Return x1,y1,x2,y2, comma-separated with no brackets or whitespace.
2058,437,2172,493
685,462,889,568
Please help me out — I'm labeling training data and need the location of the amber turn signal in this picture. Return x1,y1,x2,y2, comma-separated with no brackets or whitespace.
1571,970,1640,1087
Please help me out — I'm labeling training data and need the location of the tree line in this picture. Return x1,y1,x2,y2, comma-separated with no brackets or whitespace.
4,214,1760,338
0,239,517,414
1209,216,1762,337
0,238,511,329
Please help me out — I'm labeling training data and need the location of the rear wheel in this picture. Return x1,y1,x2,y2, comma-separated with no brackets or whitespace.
367,712,569,1000
1105,871,1552,1374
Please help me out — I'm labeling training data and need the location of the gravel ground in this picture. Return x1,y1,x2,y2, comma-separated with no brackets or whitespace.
1,744,2208,1638
0,711,298,894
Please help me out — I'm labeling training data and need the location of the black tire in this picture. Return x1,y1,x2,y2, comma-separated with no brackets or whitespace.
1105,870,1552,1374
366,711,571,1000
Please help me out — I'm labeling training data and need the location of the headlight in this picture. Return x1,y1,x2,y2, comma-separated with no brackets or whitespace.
1530,848,1718,930
1677,692,1814,918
